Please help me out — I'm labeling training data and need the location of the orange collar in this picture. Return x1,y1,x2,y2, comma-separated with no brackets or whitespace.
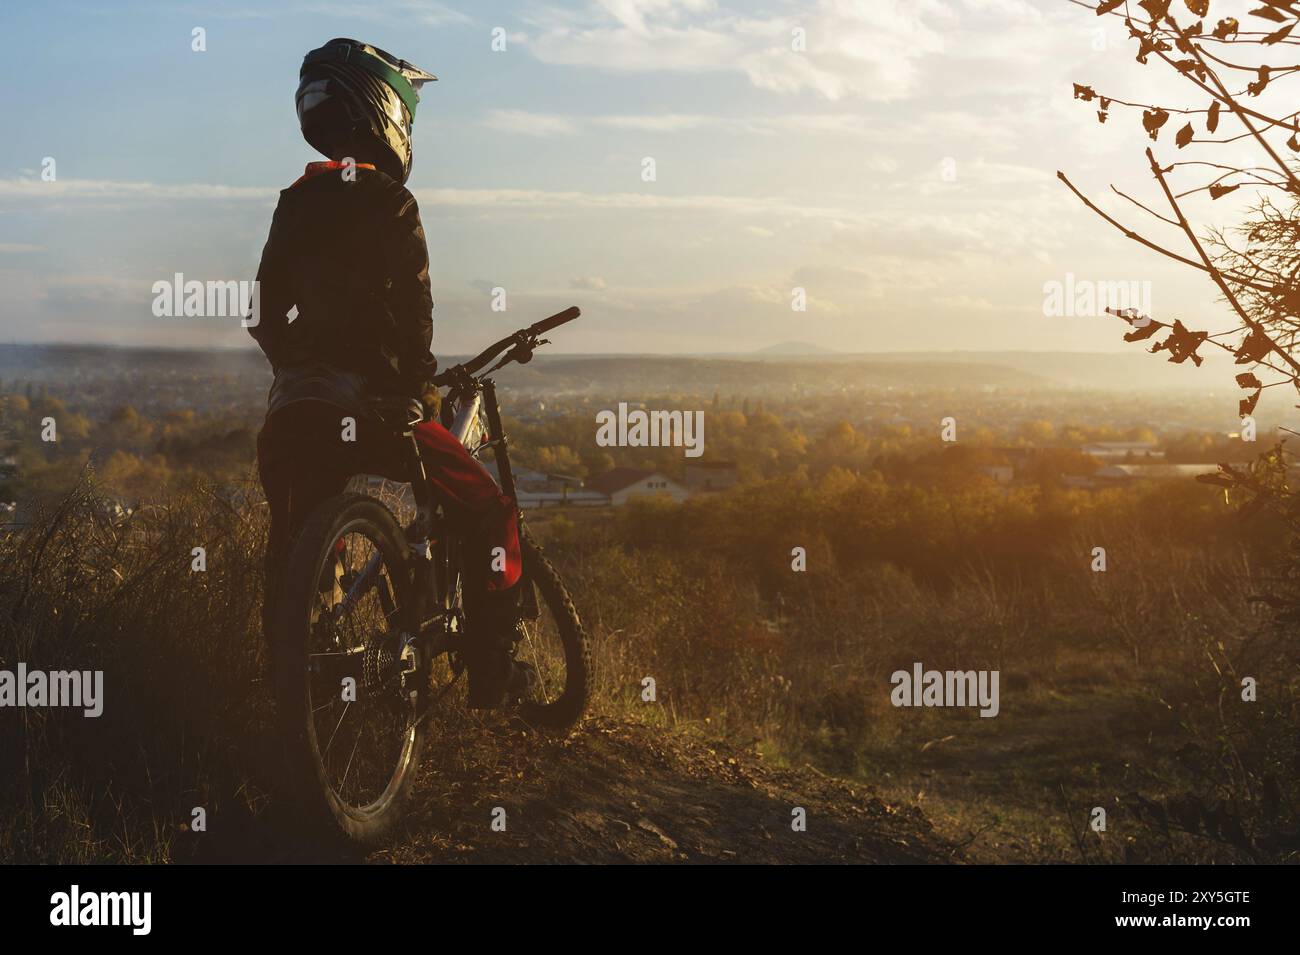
290,160,377,188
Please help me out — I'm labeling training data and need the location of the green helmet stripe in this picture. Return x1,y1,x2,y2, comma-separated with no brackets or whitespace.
302,42,423,120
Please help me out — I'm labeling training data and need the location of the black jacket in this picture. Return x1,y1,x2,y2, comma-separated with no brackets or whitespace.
249,164,437,413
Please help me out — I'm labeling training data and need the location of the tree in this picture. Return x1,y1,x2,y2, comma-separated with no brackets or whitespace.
1063,0,1300,420
1065,5,1300,854
534,445,586,479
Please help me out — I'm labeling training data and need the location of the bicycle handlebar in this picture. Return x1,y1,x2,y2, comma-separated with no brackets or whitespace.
531,305,581,335
434,306,581,385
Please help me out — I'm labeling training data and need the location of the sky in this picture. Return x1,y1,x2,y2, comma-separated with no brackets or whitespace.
0,0,1286,356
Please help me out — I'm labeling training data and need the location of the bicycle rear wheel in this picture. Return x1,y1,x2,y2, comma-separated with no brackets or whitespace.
271,492,425,846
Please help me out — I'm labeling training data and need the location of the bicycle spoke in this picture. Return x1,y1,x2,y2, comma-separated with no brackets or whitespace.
322,700,351,757
521,622,552,702
339,725,364,793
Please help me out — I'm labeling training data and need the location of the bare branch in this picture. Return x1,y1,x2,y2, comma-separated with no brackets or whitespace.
1056,171,1276,294
1164,19,1300,194
1145,146,1300,378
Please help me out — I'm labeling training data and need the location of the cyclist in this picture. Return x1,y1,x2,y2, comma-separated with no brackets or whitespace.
249,38,533,709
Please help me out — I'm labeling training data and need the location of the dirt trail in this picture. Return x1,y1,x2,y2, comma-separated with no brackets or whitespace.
371,716,956,864
192,715,955,864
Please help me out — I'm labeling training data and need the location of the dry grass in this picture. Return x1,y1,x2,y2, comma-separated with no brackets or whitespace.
1,475,1296,862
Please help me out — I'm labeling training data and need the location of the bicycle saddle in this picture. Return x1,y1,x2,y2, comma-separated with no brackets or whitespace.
364,395,425,434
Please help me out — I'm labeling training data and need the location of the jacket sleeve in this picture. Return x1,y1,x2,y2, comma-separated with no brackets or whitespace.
247,195,296,372
381,185,437,394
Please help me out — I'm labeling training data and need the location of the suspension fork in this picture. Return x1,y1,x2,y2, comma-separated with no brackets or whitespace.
480,379,537,616
404,430,437,632
481,378,517,500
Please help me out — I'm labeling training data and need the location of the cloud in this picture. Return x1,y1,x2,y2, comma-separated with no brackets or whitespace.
481,110,886,137
570,275,608,290
0,178,276,202
36,273,150,311
0,177,854,221
170,0,472,25
932,293,998,312
414,186,854,220
474,107,1066,158
482,109,581,137
595,113,714,132
523,0,952,102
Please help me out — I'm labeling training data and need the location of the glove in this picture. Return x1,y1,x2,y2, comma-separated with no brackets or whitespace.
421,386,442,417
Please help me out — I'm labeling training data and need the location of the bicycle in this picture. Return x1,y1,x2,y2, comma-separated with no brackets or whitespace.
270,306,590,846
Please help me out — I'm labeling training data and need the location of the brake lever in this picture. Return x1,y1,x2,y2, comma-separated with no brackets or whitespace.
508,336,541,365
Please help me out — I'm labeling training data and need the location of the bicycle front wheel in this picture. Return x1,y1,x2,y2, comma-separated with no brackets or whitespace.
514,525,590,729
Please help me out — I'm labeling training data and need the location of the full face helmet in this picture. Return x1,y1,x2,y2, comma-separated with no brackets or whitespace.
296,38,436,184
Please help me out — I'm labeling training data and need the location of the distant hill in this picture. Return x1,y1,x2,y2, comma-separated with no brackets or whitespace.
848,350,1237,393
752,341,837,356
514,353,1047,394
0,342,1233,407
